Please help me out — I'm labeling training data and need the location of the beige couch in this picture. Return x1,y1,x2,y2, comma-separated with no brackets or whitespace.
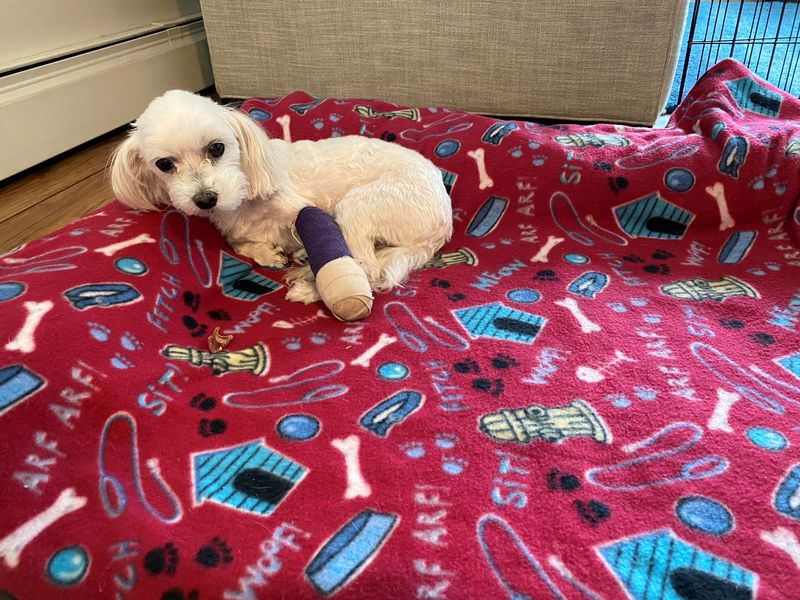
199,1,688,126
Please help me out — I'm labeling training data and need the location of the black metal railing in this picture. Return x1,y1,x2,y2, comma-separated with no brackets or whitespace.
668,0,800,111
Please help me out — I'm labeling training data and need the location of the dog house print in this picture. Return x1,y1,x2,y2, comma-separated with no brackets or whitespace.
596,529,756,599
613,193,695,239
192,439,307,516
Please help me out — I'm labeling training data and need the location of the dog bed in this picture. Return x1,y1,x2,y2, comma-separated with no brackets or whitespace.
1,58,799,599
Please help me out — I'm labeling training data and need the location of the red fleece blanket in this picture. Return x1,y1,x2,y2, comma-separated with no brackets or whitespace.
1,59,799,600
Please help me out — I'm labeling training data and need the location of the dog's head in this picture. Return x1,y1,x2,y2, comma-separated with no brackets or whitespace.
110,90,277,216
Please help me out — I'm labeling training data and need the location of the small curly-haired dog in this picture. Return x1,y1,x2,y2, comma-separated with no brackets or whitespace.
110,90,453,303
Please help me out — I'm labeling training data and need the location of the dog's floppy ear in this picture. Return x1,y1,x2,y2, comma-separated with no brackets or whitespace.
223,108,280,199
109,133,169,211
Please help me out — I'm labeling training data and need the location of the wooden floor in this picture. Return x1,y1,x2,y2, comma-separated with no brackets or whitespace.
0,88,220,254
0,127,129,253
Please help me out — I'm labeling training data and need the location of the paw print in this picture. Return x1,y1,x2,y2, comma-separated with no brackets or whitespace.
90,323,141,368
312,118,325,130
633,386,658,401
88,322,111,342
195,537,233,568
182,291,200,312
111,353,134,370
719,318,745,329
120,332,142,351
208,309,231,321
531,154,547,166
749,332,775,346
622,254,645,263
309,332,329,345
608,176,629,193
546,467,581,492
749,176,765,190
643,264,670,275
400,441,425,459
434,433,459,450
491,353,519,369
527,141,541,150
651,249,674,260
605,393,631,408
160,590,199,600
441,456,467,476
199,418,227,437
533,269,558,282
472,378,504,396
329,113,342,122
331,127,344,138
593,160,612,172
453,358,480,374
283,337,302,351
431,277,465,301
190,393,216,412
508,146,523,158
774,180,788,195
574,499,611,526
144,542,179,576
748,262,781,276
182,315,208,338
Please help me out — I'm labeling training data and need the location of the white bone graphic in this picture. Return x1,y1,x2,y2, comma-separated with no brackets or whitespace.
276,115,292,142
350,333,398,368
331,435,372,499
467,149,493,189
94,233,156,257
530,235,565,263
5,300,54,354
705,182,735,231
554,297,601,333
761,527,800,570
0,487,87,568
576,350,635,383
708,388,739,433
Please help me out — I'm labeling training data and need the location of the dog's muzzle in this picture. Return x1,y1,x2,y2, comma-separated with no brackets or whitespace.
193,191,218,210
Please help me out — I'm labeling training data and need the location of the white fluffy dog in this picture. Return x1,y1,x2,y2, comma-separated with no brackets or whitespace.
110,90,453,303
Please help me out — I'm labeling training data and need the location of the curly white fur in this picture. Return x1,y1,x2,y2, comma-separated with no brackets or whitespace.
110,90,453,303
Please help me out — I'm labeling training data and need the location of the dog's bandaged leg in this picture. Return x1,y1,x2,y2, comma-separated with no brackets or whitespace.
294,207,373,321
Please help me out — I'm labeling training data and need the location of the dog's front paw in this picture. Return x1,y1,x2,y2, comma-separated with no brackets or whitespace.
286,278,321,304
252,244,290,269
292,248,308,266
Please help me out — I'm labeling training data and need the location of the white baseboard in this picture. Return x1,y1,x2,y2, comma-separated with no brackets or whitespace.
0,21,214,181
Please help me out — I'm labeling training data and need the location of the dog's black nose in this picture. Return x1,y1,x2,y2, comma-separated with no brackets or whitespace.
193,191,218,209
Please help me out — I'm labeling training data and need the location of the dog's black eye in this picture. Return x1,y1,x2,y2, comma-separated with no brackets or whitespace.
155,158,174,172
208,142,225,158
